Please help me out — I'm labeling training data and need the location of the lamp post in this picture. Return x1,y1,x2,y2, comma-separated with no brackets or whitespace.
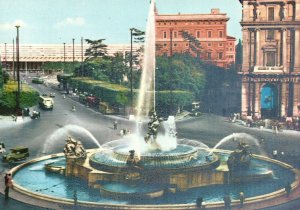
13,39,15,80
4,43,7,70
81,37,84,77
15,25,21,115
63,42,66,73
169,28,173,115
130,28,134,110
129,27,144,111
72,38,75,65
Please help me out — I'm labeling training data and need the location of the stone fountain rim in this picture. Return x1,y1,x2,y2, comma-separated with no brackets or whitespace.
8,149,300,209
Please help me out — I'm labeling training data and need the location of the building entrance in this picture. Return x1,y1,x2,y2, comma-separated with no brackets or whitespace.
260,83,278,118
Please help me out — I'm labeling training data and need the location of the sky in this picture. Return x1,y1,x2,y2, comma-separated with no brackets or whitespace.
0,0,242,45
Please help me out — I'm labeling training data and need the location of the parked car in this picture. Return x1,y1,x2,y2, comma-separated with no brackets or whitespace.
3,146,29,162
49,93,56,98
39,96,54,110
32,77,44,84
0,142,6,154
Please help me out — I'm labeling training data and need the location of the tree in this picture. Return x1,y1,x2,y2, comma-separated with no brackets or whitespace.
84,39,108,61
106,52,129,84
235,39,243,71
180,30,203,56
156,53,205,99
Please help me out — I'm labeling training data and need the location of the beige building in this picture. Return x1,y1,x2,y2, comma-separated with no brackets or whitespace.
0,44,141,72
239,0,300,118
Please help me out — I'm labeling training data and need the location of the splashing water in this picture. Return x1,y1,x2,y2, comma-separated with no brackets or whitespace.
208,133,267,156
136,0,156,120
41,124,101,154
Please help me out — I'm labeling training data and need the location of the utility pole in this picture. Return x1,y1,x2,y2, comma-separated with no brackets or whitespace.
63,42,66,73
4,43,7,71
130,28,134,110
13,39,15,80
15,25,21,115
81,37,84,77
169,28,173,115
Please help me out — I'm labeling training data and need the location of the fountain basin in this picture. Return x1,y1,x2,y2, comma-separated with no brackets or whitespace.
10,148,298,209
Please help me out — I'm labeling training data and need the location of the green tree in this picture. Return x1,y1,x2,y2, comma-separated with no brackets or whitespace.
235,39,243,71
180,30,202,56
84,39,108,61
0,64,3,88
107,52,129,84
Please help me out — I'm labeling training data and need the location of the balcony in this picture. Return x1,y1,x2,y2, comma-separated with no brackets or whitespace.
253,66,284,73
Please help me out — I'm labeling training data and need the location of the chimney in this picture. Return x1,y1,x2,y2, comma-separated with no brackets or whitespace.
211,9,220,14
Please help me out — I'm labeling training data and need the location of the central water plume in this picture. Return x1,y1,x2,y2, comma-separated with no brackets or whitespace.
136,0,156,121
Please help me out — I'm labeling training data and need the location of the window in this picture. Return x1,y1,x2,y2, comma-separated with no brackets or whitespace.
174,31,177,38
163,31,167,39
207,52,212,59
266,51,276,66
267,30,275,41
174,43,177,47
268,7,275,21
218,52,223,59
219,43,223,47
219,31,223,38
196,31,201,38
207,31,212,38
207,42,212,47
163,43,167,47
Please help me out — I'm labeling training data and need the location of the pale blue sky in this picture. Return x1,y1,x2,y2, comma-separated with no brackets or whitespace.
0,0,242,45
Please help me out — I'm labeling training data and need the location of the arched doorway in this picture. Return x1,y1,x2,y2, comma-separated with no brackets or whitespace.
260,83,278,118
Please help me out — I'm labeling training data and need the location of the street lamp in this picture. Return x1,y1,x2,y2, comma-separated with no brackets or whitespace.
129,27,145,111
72,38,75,65
15,25,21,115
13,39,15,80
169,28,173,115
63,42,66,73
81,37,84,77
4,43,7,71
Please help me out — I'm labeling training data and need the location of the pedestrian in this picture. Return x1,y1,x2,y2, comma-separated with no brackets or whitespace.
285,182,291,197
239,191,245,208
4,173,11,199
223,194,231,210
113,121,118,130
196,196,203,209
272,150,278,159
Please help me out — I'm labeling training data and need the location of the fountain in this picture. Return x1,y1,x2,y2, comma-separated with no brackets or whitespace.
7,0,300,209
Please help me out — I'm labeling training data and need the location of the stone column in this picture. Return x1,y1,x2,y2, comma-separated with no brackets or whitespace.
294,82,300,116
242,29,249,72
256,29,260,66
295,0,300,21
282,28,287,72
294,29,300,73
241,80,249,116
255,82,260,116
281,82,287,117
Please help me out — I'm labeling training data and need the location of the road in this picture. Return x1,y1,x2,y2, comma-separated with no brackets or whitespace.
0,79,299,209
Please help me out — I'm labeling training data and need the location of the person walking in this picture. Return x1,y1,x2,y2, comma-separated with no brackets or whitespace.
285,182,291,197
4,173,11,199
239,192,245,208
196,196,203,209
223,194,231,210
113,121,118,130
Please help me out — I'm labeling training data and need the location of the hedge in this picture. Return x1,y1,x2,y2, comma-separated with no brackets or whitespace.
0,81,39,114
69,77,194,111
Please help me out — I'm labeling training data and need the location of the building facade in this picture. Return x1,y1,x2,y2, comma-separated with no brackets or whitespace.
239,0,300,118
0,44,140,72
155,9,236,68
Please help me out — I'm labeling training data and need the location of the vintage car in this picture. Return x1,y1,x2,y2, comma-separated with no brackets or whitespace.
3,146,29,162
